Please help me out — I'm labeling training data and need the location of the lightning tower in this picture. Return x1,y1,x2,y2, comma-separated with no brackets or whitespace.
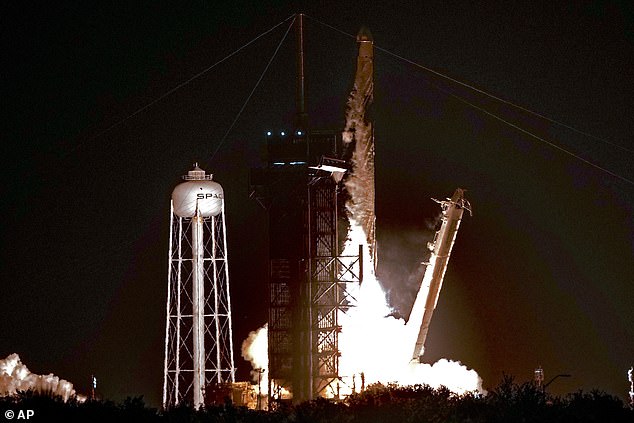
250,15,363,404
163,164,235,408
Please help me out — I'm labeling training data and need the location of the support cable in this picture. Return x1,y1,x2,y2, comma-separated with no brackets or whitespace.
68,14,296,156
305,14,633,185
373,47,634,155
209,15,297,162
432,82,634,185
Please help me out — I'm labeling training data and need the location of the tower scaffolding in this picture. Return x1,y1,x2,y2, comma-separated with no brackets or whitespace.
307,169,362,398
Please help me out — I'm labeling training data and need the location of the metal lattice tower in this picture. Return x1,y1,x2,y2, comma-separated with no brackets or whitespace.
251,13,364,403
307,170,362,399
163,165,235,408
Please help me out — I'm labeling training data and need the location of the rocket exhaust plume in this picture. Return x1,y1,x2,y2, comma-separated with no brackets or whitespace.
242,25,483,400
241,324,290,400
337,28,483,395
241,324,269,389
0,354,83,402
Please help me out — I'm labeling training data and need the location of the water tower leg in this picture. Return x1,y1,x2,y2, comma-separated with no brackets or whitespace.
192,212,205,408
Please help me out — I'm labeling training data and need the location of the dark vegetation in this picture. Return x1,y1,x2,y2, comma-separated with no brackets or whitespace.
1,377,631,422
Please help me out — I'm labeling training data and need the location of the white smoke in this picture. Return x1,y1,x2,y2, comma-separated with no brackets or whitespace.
337,225,485,396
342,37,376,260
337,33,484,396
0,353,83,402
241,325,268,389
240,324,291,404
241,29,484,401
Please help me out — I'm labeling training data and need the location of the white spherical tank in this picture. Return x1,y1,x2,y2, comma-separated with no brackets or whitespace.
172,165,224,217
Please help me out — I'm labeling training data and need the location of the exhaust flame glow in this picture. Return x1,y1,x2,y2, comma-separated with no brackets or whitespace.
242,26,483,400
336,28,483,396
241,325,269,389
0,354,83,402
338,225,483,395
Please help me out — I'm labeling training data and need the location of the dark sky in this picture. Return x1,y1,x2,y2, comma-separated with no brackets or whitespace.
2,0,633,407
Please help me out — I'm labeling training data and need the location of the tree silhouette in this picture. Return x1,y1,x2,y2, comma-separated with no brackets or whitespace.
1,378,632,422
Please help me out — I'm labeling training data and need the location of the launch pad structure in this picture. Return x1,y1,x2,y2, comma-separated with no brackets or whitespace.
160,13,473,408
409,188,472,361
253,16,473,403
250,14,363,404
251,132,363,403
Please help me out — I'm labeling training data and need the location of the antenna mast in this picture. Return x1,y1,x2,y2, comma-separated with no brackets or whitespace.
296,13,307,132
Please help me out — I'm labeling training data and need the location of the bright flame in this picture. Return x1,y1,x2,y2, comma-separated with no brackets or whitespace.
335,30,483,396
337,224,484,396
0,353,84,402
242,28,484,400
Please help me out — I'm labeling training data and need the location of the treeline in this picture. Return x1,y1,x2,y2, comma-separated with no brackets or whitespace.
1,376,632,422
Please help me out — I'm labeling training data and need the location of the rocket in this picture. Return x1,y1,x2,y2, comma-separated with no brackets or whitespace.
409,189,471,361
356,26,374,71
343,27,376,265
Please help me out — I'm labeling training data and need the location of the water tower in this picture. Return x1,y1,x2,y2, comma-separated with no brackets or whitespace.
163,164,235,408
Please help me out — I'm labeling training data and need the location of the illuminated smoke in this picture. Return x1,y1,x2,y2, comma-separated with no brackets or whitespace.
337,31,483,396
337,225,484,396
241,325,290,400
342,38,375,261
241,325,268,388
0,354,82,402
241,29,483,400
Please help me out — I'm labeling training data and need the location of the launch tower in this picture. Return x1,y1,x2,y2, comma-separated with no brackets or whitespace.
163,165,235,408
250,14,363,404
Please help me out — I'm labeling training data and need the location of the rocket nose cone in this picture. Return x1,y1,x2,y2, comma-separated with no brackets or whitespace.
357,26,373,42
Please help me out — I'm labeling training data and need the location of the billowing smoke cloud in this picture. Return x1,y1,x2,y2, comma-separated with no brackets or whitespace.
377,225,435,318
338,31,484,396
241,325,268,388
241,28,484,400
337,226,485,396
0,354,82,402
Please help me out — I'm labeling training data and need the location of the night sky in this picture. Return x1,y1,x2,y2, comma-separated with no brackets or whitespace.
2,1,633,407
